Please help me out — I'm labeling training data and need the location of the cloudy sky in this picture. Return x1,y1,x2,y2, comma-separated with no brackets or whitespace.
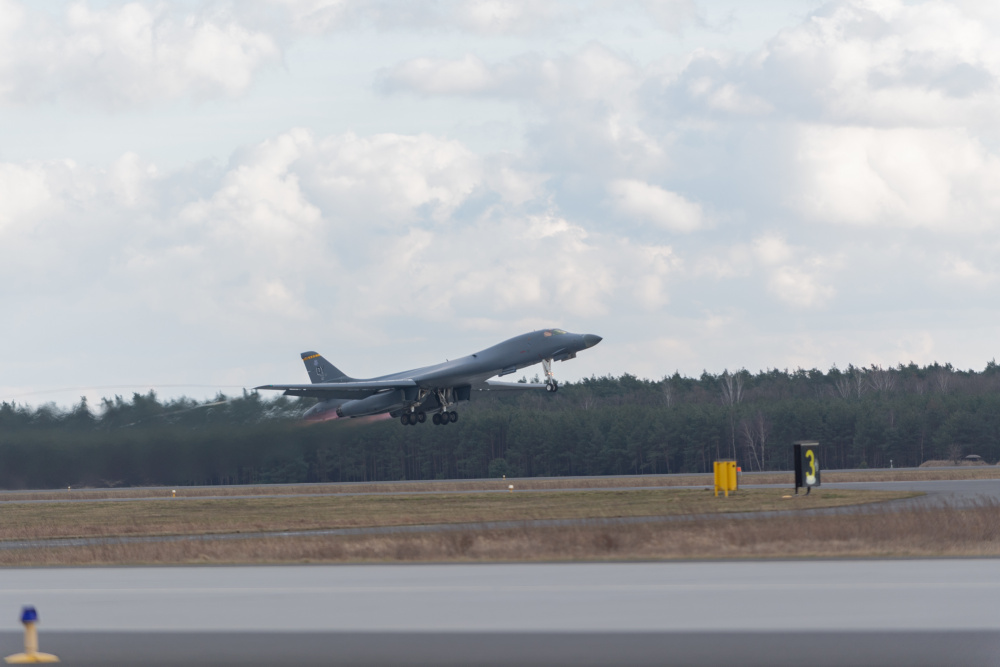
2,0,998,407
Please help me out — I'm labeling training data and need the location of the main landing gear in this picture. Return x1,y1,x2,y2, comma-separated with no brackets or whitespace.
432,411,458,426
400,411,427,426
542,358,559,393
399,388,461,426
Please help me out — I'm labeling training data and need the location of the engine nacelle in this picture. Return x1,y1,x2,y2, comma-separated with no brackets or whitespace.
336,390,407,418
303,398,348,421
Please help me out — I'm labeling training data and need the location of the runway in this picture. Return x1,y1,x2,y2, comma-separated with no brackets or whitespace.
1,560,998,665
2,471,999,506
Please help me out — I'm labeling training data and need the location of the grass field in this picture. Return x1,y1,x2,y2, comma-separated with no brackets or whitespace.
2,473,996,566
1,499,996,567
0,488,912,541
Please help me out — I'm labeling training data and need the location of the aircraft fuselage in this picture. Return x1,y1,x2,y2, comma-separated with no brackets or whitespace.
255,329,602,425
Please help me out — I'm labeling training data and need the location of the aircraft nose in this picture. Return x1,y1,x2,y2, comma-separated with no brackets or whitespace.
583,334,602,349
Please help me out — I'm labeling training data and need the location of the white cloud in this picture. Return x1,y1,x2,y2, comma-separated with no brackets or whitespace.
380,45,669,195
748,235,837,308
450,0,577,34
791,125,1000,229
380,43,639,107
635,0,699,34
655,0,1000,126
373,2,1000,239
257,0,701,36
0,1,280,107
608,179,705,232
941,254,995,284
0,129,684,368
255,0,587,35
108,152,160,208
180,129,322,245
0,162,53,233
301,132,484,225
766,265,835,308
752,235,793,265
383,54,496,95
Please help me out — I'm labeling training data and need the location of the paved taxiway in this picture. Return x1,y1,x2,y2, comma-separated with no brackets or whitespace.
1,560,998,665
827,478,1000,504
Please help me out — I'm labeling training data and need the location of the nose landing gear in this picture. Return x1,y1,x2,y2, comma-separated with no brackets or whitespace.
542,358,559,392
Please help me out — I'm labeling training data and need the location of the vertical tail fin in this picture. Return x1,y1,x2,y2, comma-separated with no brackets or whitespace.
300,351,351,384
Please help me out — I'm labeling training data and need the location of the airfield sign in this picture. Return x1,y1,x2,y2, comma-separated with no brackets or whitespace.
793,441,821,494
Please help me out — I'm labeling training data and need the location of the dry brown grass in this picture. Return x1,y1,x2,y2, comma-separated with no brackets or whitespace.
3,465,998,502
0,488,911,541
2,501,996,566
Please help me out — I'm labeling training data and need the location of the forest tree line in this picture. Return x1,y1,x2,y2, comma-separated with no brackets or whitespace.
1,360,999,489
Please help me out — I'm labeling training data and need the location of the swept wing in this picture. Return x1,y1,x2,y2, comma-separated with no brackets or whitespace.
476,380,549,391
254,379,416,399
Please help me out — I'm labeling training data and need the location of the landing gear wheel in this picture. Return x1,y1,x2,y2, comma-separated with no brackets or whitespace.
400,414,410,425
448,411,458,423
432,413,442,425
546,381,558,393
417,411,426,424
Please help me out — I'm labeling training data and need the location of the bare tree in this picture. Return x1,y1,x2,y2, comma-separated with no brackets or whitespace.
834,376,853,399
739,418,758,471
720,371,744,461
754,411,768,470
851,366,868,398
720,371,744,407
868,364,895,393
662,381,673,408
739,411,769,471
933,367,952,394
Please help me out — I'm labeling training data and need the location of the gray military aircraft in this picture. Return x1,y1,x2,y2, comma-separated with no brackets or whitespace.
255,329,602,425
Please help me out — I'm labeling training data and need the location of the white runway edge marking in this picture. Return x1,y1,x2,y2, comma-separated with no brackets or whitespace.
5,581,1000,595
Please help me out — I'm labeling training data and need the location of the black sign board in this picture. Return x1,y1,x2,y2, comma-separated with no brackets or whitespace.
793,441,821,494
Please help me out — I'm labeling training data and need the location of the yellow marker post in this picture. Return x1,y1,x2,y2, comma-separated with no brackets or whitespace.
508,485,514,493
5,607,59,663
172,490,176,498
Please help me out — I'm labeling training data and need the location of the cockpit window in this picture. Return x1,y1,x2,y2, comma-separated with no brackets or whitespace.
544,329,567,337
552,329,567,334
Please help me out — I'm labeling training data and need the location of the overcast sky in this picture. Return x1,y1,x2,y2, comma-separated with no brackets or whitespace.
2,0,998,407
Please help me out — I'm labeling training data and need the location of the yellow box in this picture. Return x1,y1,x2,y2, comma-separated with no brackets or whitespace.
714,460,738,497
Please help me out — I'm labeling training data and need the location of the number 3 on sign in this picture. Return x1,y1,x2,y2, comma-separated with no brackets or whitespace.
805,449,817,486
